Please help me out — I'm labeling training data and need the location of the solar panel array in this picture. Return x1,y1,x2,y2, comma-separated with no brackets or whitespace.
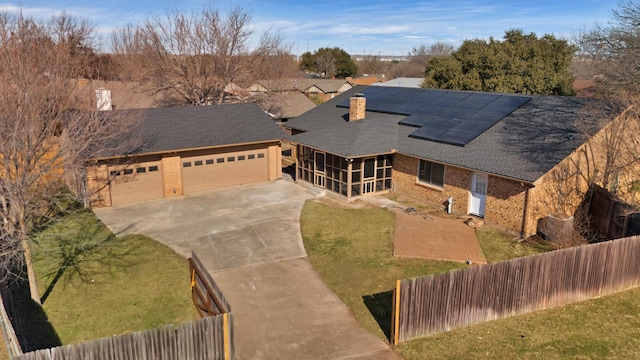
337,87,531,146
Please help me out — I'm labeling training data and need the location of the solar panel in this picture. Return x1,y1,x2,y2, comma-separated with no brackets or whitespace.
456,100,489,111
415,106,448,117
466,93,500,103
408,126,448,140
437,130,479,146
430,99,460,108
441,108,476,120
336,86,531,146
492,95,531,106
398,115,436,127
452,120,493,133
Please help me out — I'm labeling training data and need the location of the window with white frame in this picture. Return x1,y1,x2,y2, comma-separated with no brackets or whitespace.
418,159,445,187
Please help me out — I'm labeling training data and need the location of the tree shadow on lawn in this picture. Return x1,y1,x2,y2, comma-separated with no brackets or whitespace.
363,290,394,342
34,212,143,304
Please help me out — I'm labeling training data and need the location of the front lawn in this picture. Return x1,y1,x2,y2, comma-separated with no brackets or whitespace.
300,200,465,340
23,210,198,349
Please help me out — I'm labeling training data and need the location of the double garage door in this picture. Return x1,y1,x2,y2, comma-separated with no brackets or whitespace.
109,159,164,206
108,148,269,206
181,148,268,194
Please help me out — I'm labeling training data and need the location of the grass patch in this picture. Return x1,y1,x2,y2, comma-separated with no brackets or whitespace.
28,210,198,346
477,228,553,263
301,200,465,341
397,286,640,359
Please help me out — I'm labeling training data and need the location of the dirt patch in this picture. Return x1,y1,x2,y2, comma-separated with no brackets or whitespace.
388,205,487,264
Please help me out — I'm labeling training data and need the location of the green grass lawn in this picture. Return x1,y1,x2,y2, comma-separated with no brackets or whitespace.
301,200,465,340
301,199,640,359
476,227,554,263
25,210,198,348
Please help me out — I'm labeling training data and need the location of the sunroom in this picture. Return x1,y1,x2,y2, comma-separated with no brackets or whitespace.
296,144,393,200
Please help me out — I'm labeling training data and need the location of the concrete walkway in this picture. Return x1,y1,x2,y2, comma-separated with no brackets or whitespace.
95,180,396,360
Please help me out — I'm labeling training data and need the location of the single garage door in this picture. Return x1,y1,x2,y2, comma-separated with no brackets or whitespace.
182,148,268,194
109,160,164,206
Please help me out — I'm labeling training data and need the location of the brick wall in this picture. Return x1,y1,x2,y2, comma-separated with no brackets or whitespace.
392,154,471,214
393,153,528,234
484,176,528,234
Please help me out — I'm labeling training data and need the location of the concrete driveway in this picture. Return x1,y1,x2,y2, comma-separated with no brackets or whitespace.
94,180,396,360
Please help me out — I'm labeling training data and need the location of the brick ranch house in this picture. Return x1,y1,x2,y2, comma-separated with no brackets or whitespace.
283,86,626,237
86,103,283,207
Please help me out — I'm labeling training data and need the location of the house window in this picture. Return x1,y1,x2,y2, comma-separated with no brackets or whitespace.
418,159,445,188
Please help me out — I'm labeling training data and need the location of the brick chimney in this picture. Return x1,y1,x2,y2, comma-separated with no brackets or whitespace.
349,93,366,121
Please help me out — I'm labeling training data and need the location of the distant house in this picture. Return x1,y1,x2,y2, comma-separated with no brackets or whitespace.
373,77,423,88
246,78,353,101
87,104,283,207
284,86,628,237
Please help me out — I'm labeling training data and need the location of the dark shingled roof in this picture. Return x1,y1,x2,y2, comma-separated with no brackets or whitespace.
286,86,611,183
97,103,283,159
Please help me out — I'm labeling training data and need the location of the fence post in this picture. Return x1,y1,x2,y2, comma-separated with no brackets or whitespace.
223,312,230,360
392,279,401,345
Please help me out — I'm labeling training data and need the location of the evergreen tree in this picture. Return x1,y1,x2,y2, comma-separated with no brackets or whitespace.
423,30,575,95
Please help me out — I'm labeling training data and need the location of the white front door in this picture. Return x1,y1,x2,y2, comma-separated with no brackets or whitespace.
469,173,488,217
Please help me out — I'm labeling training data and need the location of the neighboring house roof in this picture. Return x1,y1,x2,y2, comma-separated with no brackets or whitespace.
286,86,611,184
71,79,167,110
248,78,352,94
373,77,424,88
302,79,353,94
257,92,316,119
348,76,382,85
95,103,283,159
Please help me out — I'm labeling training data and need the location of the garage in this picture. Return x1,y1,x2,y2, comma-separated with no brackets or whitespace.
108,159,164,206
87,103,283,208
181,147,268,194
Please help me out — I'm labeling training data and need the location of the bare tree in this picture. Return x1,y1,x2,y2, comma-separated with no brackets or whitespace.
0,13,137,303
112,6,289,106
358,54,385,75
314,50,337,78
581,1,640,96
410,42,454,71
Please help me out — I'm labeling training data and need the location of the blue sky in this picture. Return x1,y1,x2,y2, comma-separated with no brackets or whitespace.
1,1,614,55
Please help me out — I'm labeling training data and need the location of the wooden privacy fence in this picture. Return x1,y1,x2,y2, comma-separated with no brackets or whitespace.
189,252,232,317
588,185,640,239
392,235,640,344
13,315,232,360
9,251,233,360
